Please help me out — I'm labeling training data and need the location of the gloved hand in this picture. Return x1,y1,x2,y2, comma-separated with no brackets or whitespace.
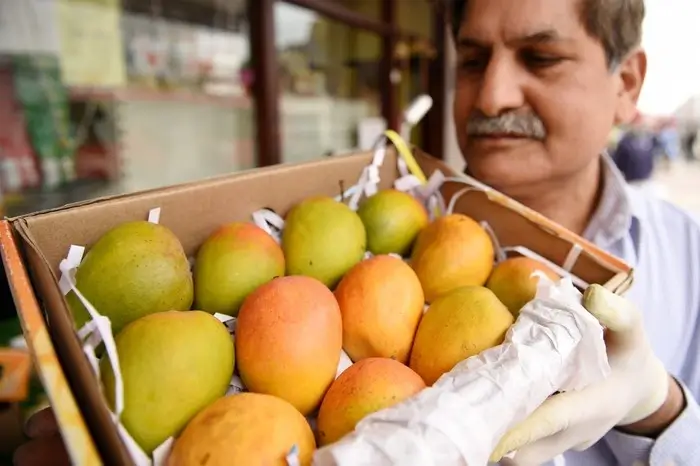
490,284,670,465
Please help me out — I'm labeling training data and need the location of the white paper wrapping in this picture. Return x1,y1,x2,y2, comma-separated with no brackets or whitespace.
312,275,610,466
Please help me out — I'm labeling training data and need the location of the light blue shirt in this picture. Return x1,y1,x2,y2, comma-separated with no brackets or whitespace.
551,156,700,465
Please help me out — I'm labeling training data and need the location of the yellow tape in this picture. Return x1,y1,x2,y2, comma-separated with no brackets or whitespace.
383,130,443,218
383,130,428,184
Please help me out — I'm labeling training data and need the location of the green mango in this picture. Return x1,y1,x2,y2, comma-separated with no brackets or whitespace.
100,310,234,454
193,222,285,317
282,196,366,289
67,221,193,334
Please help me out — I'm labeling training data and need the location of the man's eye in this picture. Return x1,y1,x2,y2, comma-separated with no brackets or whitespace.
523,53,563,68
458,57,487,71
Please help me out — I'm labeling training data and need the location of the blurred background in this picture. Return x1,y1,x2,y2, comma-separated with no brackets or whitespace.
0,0,699,460
0,0,449,218
0,0,698,218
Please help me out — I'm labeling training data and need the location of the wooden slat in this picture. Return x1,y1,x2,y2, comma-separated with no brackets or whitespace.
249,0,282,166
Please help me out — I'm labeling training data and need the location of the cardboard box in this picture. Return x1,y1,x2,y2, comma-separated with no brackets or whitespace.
0,148,632,465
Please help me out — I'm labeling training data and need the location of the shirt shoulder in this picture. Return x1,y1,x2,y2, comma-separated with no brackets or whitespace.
628,185,700,247
626,186,700,376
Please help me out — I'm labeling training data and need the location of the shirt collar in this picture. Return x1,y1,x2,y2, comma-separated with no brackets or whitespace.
583,152,639,251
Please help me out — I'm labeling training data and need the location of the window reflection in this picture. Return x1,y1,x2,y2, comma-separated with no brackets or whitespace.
275,3,383,163
0,0,254,216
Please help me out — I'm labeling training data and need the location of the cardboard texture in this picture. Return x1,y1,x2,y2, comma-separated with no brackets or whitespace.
3,148,631,466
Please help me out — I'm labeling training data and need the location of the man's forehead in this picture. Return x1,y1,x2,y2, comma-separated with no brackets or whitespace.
456,0,585,46
457,29,575,48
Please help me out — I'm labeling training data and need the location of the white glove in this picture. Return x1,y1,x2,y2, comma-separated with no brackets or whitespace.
490,284,670,464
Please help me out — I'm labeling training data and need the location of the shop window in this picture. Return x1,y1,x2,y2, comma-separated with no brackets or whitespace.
274,2,383,163
0,0,255,215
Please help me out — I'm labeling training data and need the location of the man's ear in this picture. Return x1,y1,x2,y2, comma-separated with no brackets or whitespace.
614,48,647,125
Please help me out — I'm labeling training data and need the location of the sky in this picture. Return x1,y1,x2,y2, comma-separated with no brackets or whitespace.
638,0,700,115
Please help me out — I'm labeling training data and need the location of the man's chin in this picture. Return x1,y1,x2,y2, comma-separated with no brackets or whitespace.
462,141,547,190
464,158,546,193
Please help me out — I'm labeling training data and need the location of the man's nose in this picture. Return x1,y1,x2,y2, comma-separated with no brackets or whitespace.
474,59,525,117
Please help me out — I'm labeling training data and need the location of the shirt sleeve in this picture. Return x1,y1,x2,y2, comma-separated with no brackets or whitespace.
603,379,700,465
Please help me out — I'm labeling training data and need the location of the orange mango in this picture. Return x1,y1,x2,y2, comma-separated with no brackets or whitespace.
409,286,513,385
317,358,426,446
335,255,424,363
486,256,560,317
235,276,343,415
410,214,494,303
168,393,315,466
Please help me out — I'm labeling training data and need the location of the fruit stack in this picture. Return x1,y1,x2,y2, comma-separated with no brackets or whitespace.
64,187,561,465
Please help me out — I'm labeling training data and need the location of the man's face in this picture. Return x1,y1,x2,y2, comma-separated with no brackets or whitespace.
453,0,640,191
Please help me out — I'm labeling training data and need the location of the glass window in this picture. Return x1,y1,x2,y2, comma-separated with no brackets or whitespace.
0,0,254,215
275,2,383,164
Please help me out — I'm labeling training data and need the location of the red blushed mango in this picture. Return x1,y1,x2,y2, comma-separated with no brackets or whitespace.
335,255,424,364
194,222,285,316
316,358,426,446
235,276,343,415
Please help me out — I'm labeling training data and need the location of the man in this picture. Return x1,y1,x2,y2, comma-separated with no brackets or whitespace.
611,125,668,198
13,1,700,465
612,126,655,184
654,119,682,170
450,0,699,465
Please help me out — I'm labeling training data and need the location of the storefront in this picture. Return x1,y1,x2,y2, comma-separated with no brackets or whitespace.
248,0,449,167
0,0,450,214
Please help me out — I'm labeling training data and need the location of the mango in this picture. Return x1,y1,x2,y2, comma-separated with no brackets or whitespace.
282,196,366,288
193,222,285,316
317,358,426,446
335,255,424,363
168,393,315,466
486,256,560,317
67,221,193,334
235,276,343,415
100,311,234,454
409,286,513,385
410,214,494,303
357,189,429,256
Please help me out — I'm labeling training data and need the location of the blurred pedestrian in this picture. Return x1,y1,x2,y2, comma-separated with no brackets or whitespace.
656,119,681,169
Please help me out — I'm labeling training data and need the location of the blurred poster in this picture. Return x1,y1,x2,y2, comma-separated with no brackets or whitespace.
56,0,126,87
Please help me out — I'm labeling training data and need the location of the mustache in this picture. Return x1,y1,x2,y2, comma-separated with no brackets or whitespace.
466,112,547,140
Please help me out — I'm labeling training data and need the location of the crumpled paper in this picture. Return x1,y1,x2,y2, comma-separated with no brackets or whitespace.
313,274,610,466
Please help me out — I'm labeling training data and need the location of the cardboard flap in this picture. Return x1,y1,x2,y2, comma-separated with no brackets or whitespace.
11,220,132,465
0,221,103,465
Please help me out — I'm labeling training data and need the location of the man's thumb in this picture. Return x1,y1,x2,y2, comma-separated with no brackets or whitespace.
489,393,574,462
582,284,640,334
